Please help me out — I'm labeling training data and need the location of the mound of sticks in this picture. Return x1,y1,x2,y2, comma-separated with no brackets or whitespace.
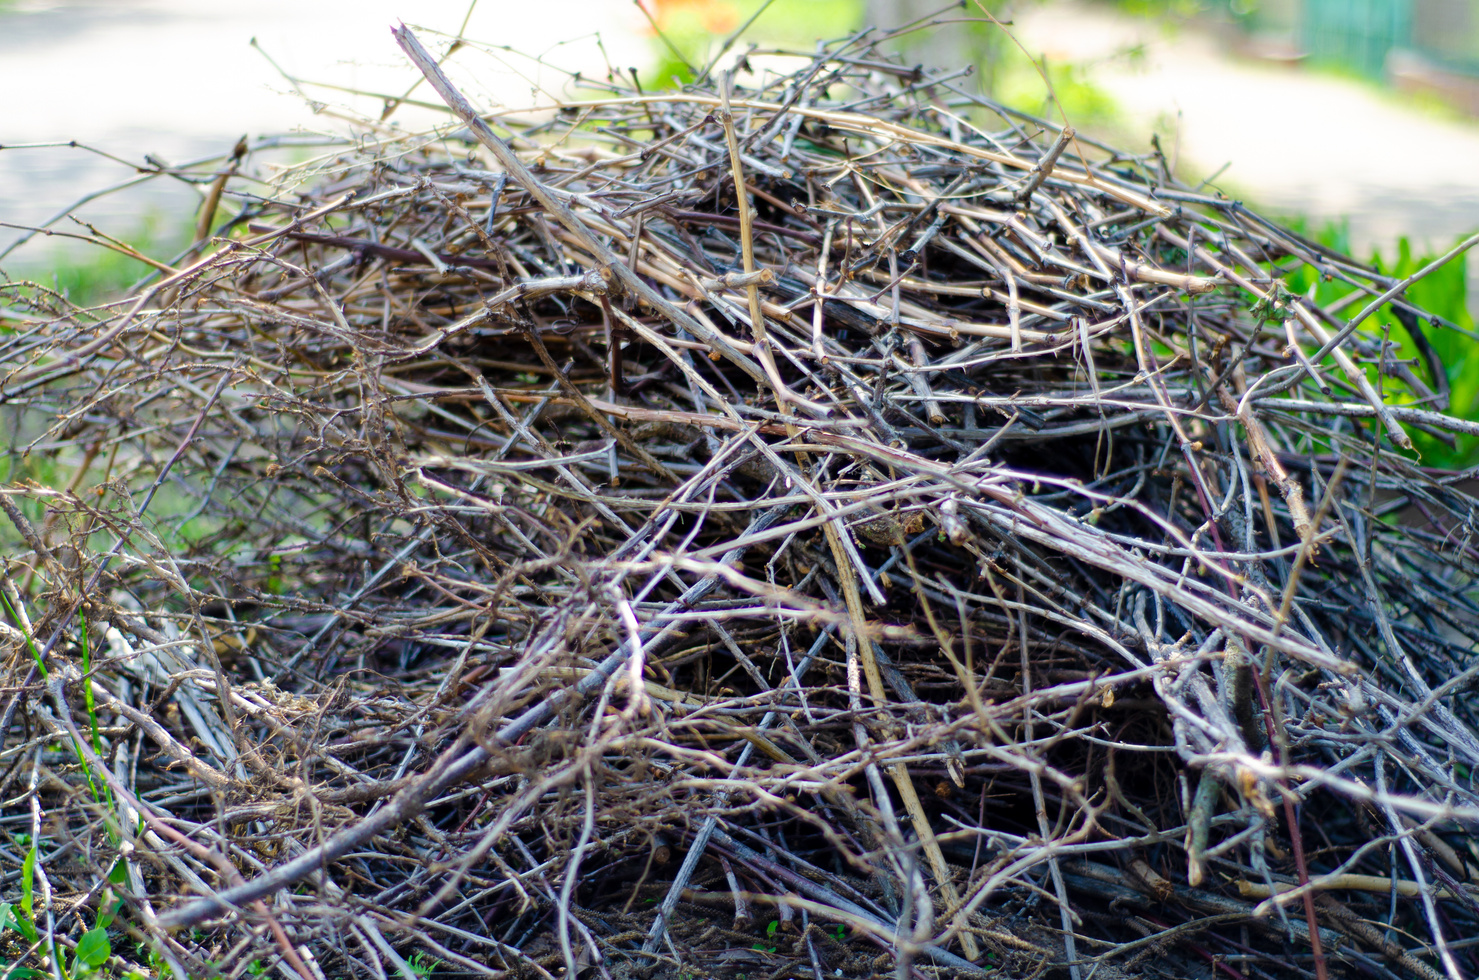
3,20,1479,980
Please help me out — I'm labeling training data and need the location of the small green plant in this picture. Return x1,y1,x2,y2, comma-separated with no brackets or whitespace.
146,944,173,978
750,918,780,953
77,613,116,816
97,869,126,929
0,592,108,806
0,900,38,945
1248,280,1295,323
2,882,120,978
71,927,111,975
0,591,46,682
19,849,35,928
0,897,43,980
408,951,440,979
78,612,104,756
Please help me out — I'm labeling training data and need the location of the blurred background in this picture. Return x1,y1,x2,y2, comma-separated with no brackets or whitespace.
4,0,1479,320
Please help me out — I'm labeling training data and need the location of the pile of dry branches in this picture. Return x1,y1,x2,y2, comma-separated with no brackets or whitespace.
4,19,1479,980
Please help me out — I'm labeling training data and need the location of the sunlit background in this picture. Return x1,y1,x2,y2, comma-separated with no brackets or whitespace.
4,0,1479,310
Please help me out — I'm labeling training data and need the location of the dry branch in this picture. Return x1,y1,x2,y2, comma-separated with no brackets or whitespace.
1,21,1477,980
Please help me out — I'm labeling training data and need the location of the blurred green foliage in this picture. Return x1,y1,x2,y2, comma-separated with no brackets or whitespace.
1284,222,1478,468
992,53,1122,128
643,0,864,88
8,215,185,308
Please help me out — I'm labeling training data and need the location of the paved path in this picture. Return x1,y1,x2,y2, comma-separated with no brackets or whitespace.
1014,2,1479,255
0,0,648,262
7,0,1479,268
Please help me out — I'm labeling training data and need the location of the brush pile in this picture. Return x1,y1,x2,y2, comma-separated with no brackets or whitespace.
5,21,1479,980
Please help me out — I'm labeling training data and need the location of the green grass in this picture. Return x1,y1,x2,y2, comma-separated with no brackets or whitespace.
733,0,864,45
0,591,114,810
1113,0,1228,18
7,215,188,308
